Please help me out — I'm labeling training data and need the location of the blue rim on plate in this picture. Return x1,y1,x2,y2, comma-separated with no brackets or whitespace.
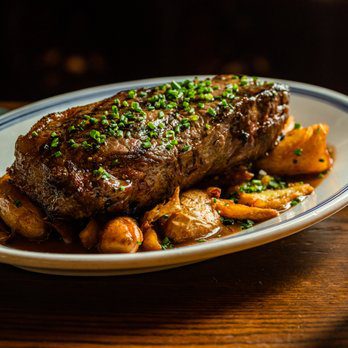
0,76,347,274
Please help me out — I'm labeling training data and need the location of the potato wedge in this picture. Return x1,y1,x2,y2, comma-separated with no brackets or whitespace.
215,199,278,221
99,216,143,253
238,183,314,210
79,219,99,249
257,124,332,175
165,189,221,243
142,188,222,244
0,175,48,240
142,227,162,251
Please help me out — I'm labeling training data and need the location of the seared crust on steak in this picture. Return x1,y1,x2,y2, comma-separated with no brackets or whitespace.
10,75,289,219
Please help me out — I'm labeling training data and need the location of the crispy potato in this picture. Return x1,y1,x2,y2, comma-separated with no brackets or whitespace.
99,216,143,253
165,189,221,243
257,124,332,175
142,187,181,226
142,227,162,251
215,199,278,221
239,183,314,210
79,219,99,249
0,175,48,240
143,188,222,243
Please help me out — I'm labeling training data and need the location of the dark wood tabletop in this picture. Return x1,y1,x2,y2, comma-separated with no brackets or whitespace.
0,102,347,348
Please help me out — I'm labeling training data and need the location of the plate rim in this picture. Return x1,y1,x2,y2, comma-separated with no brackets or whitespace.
0,76,347,270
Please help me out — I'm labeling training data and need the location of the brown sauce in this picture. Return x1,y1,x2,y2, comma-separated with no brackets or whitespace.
7,234,96,254
4,169,331,254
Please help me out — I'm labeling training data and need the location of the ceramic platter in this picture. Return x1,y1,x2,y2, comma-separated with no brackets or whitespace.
0,76,347,276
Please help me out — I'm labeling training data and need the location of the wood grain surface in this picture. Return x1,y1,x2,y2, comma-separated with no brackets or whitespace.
0,103,347,348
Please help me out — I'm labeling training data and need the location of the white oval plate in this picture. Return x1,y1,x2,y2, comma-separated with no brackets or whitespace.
0,76,347,276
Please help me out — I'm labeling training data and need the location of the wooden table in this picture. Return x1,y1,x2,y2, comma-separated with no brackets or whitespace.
0,102,347,348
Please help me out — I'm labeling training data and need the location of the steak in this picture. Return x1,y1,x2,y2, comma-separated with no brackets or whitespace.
10,75,289,219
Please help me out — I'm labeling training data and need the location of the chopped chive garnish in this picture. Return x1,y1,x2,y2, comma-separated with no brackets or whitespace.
128,90,136,99
290,198,300,206
166,130,175,138
147,122,156,130
50,137,59,148
131,101,142,112
53,151,62,158
93,166,110,180
294,148,303,156
142,140,152,149
207,108,217,117
14,199,22,208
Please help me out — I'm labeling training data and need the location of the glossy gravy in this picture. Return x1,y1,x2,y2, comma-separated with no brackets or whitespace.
6,172,328,254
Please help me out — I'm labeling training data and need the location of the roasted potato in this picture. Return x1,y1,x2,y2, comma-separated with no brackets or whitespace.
238,183,314,210
0,175,48,240
142,187,181,226
164,189,221,243
79,219,99,249
215,199,278,221
99,216,143,253
257,124,332,175
142,227,162,251
142,187,222,244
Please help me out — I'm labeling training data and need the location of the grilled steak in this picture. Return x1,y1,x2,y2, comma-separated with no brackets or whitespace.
10,75,289,219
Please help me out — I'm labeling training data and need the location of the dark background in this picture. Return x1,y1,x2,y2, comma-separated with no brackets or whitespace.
0,0,347,101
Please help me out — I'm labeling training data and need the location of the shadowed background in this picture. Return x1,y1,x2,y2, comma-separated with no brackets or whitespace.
0,0,347,101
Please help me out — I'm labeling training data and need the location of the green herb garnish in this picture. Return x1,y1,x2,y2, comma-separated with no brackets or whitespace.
161,236,174,250
294,148,303,156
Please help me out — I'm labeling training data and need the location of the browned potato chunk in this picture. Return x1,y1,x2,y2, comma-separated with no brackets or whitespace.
142,227,162,251
215,199,278,221
165,190,221,243
143,187,181,226
0,175,48,240
99,217,143,253
239,183,314,210
79,219,99,249
257,124,332,175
